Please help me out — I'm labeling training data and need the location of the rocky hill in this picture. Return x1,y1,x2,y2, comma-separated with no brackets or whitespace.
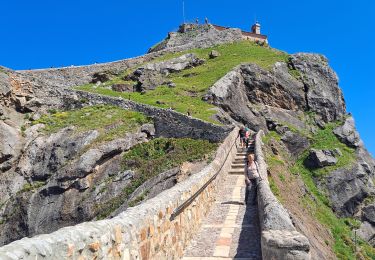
0,24,374,258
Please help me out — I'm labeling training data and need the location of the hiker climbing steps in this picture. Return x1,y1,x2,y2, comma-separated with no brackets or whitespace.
182,140,261,259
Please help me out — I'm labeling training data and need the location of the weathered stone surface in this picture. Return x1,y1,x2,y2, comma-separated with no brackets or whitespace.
281,131,310,158
141,123,155,138
357,221,375,246
91,72,111,83
17,128,99,181
333,116,363,148
128,53,205,92
0,128,239,259
0,72,11,97
255,131,311,259
209,50,220,59
306,149,338,168
325,163,375,217
362,204,375,225
0,121,19,166
148,24,243,53
111,83,133,92
290,53,346,122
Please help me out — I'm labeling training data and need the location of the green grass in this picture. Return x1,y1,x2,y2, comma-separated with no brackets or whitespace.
302,122,355,177
32,105,150,143
76,41,288,123
262,130,282,144
95,138,218,219
18,181,47,193
289,123,375,259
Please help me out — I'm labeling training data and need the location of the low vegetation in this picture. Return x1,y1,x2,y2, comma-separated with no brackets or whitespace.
76,41,288,123
95,138,217,219
263,123,374,259
33,105,150,143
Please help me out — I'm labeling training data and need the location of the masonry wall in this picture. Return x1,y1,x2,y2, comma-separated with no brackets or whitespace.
0,128,239,260
68,90,232,143
254,130,311,260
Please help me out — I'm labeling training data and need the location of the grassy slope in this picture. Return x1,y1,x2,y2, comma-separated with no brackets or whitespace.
32,105,150,143
95,138,217,219
263,123,375,259
76,41,288,123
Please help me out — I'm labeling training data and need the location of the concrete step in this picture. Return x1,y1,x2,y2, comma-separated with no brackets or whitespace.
229,170,245,175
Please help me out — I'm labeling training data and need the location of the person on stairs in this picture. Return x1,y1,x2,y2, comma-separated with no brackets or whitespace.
245,154,260,205
238,126,247,148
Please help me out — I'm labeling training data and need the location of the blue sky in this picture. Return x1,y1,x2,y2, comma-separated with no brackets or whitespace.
0,0,374,155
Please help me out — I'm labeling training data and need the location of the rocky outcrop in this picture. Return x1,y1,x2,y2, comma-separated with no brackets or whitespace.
281,131,310,158
205,53,346,130
325,163,375,217
0,121,20,169
0,127,151,245
127,53,205,92
148,24,243,53
333,116,363,148
290,54,346,122
305,149,339,168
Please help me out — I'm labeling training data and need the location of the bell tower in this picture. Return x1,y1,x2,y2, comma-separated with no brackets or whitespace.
251,22,261,34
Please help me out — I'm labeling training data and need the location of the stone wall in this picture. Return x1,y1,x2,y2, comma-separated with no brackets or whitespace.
255,130,311,260
0,128,239,260
68,90,232,143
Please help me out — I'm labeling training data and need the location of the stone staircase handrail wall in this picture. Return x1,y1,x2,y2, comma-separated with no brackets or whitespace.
255,130,311,260
0,128,239,260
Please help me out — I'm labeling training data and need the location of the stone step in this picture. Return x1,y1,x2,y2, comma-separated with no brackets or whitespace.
229,170,245,175
231,164,245,168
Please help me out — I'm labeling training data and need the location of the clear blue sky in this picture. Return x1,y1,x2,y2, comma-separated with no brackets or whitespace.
0,0,374,155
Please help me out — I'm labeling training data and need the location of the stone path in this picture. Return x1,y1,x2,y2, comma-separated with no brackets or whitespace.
182,142,261,260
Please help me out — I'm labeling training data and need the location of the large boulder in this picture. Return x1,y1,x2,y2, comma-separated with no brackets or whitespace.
362,204,375,225
357,221,375,246
305,149,338,168
281,131,310,158
325,163,375,217
333,117,363,148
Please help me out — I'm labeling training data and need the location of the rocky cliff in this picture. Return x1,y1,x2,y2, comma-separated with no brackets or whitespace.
0,24,374,258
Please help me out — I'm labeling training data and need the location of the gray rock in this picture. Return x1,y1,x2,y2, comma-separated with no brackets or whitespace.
209,50,220,59
0,122,19,166
281,131,310,158
325,163,375,216
111,83,134,92
333,117,363,148
148,24,243,53
0,72,11,97
17,128,99,181
306,149,338,168
290,53,346,122
362,204,375,225
91,72,111,84
141,123,155,138
357,221,375,246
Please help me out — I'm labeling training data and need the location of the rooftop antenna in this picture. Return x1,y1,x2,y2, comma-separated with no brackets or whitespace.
182,0,186,24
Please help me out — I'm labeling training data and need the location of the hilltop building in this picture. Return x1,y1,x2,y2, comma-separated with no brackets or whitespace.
178,21,268,44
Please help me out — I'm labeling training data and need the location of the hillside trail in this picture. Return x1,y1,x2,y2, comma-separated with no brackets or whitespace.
181,140,261,260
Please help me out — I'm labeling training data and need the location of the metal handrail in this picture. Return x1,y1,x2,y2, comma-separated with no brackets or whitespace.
170,136,238,220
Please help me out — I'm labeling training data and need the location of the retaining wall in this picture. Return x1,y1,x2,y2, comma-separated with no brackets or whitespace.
68,90,232,143
255,130,311,260
0,128,239,260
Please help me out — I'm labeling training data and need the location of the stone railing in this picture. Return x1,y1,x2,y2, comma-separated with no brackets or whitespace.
0,128,239,260
255,130,311,260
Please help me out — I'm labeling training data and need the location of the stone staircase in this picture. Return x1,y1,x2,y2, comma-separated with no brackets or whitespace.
182,140,261,260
